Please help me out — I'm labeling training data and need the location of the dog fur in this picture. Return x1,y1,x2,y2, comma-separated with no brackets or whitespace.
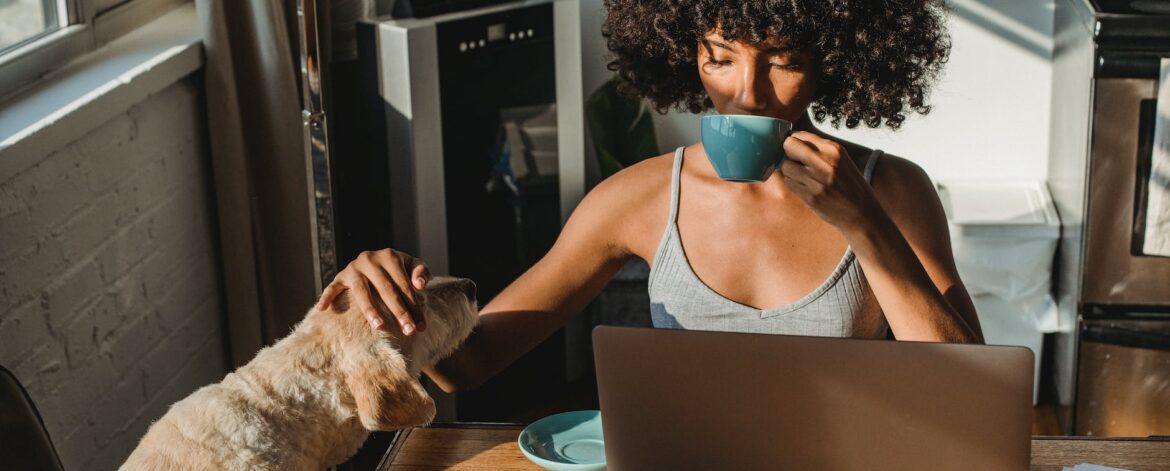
120,276,478,471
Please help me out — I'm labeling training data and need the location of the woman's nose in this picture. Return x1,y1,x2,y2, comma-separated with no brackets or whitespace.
733,63,769,113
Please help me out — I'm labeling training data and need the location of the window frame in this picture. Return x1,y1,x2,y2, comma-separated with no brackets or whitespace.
0,0,187,100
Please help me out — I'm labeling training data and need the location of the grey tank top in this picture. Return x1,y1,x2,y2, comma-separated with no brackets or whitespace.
648,146,889,338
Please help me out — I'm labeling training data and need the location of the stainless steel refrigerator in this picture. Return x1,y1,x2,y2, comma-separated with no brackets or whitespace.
1049,0,1170,437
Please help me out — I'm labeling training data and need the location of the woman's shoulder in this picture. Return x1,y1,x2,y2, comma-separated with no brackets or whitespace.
569,150,678,257
866,151,948,233
833,138,931,192
868,151,934,198
587,149,677,202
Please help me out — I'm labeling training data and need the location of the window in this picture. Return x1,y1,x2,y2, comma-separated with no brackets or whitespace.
0,0,185,99
0,0,63,53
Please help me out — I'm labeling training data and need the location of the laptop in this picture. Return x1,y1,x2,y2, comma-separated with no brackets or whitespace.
592,325,1034,470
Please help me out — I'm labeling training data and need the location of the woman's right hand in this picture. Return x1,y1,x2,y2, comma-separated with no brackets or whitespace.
315,249,432,334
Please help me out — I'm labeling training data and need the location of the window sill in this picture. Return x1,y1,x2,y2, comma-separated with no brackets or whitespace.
0,3,201,180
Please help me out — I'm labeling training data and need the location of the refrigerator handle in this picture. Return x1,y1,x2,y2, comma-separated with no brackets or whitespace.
1096,52,1162,78
1081,324,1170,351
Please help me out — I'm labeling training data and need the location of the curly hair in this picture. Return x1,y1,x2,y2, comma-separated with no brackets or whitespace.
601,0,951,129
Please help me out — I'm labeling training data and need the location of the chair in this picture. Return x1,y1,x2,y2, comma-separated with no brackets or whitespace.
0,365,65,471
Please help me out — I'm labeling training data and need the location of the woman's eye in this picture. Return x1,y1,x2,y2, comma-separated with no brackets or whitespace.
772,63,802,70
707,57,732,67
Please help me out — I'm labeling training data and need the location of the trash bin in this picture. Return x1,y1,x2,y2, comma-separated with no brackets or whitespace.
937,180,1061,404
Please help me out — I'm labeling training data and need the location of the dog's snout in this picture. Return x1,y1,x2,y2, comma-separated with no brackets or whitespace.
459,279,476,299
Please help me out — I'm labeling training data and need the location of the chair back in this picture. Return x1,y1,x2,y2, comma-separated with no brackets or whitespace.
0,365,65,471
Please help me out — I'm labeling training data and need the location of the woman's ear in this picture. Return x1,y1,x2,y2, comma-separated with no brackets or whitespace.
342,340,436,430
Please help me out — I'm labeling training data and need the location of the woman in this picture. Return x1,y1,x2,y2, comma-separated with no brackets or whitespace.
317,0,983,392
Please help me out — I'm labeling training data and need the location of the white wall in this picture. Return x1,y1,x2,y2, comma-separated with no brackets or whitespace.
0,77,227,471
836,0,1055,182
579,0,1055,182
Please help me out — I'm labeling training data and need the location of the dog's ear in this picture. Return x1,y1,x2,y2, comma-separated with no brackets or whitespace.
342,342,436,431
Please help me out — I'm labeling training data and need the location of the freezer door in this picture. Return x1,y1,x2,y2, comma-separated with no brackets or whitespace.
1082,76,1170,306
1075,318,1170,436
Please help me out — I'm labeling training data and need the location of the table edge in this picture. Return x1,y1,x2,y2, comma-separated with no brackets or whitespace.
375,425,1170,470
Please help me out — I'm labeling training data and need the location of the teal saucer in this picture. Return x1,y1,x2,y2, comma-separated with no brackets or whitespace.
517,410,606,471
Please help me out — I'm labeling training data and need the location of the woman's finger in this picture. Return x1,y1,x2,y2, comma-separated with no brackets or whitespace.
782,173,806,189
780,160,826,199
380,252,423,322
368,267,417,335
409,261,432,331
783,172,825,201
377,251,417,298
316,281,343,310
788,131,839,152
783,131,821,158
350,277,386,329
779,158,817,185
783,134,834,176
411,261,432,291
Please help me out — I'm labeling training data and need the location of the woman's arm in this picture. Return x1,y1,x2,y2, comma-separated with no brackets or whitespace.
780,132,981,343
426,156,671,391
423,169,654,391
854,156,983,343
317,157,665,392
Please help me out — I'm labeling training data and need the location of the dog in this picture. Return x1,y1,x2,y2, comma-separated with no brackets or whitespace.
120,276,479,471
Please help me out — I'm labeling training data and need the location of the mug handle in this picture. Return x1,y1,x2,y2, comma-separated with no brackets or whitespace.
778,129,794,163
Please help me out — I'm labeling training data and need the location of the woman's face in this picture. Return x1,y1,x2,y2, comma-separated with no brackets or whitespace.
697,30,820,122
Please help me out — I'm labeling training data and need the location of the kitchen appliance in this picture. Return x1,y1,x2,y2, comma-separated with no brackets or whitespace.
390,0,517,18
356,0,584,421
1049,0,1170,436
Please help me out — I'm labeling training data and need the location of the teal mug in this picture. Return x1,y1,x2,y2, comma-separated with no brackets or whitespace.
700,114,794,182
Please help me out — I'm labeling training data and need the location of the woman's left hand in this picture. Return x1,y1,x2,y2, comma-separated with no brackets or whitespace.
779,131,883,234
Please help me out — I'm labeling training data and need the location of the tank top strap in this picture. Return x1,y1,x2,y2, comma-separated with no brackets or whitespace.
862,149,884,183
667,146,685,224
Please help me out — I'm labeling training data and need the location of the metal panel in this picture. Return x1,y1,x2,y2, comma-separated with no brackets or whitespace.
375,22,450,276
1083,78,1170,306
375,24,419,260
406,26,450,277
1049,0,1098,421
553,0,583,224
298,0,338,291
1076,319,1170,436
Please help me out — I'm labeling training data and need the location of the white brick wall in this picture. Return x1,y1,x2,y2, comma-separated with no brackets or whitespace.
0,76,228,471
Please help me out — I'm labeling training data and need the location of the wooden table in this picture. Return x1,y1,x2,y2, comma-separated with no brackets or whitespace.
374,423,1170,470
